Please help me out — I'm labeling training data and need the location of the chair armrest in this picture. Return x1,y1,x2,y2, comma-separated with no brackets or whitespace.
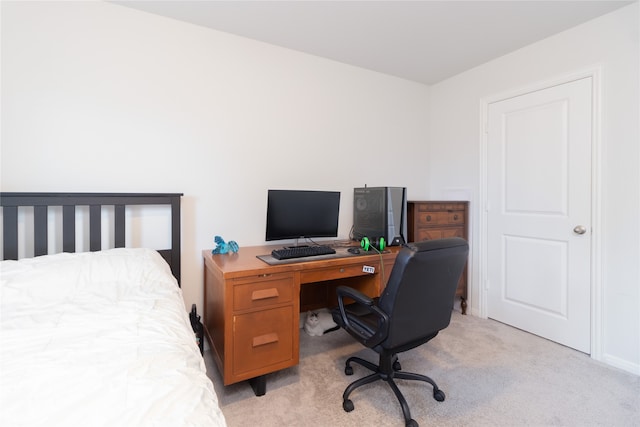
336,285,374,306
335,285,389,348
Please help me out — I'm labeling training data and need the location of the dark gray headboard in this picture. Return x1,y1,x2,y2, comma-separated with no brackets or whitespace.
0,192,183,285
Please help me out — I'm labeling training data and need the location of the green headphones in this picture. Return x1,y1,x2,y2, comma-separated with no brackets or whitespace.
360,236,386,252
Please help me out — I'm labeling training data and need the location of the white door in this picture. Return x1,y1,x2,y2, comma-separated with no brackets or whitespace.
486,77,592,353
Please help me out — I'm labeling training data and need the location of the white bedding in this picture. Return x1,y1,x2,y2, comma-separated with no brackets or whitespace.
0,248,227,427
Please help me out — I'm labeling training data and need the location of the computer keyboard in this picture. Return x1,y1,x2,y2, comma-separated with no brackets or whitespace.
271,245,336,260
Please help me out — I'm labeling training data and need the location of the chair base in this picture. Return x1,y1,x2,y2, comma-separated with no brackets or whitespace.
341,354,445,427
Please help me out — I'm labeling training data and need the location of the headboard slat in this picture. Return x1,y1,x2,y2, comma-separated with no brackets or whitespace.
89,205,101,251
62,205,76,253
34,205,48,257
115,204,126,248
170,197,181,282
3,206,18,260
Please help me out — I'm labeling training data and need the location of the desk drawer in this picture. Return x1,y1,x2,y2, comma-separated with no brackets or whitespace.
233,273,294,311
300,263,379,284
233,306,294,376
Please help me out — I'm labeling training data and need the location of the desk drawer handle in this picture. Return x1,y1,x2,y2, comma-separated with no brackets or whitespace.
252,333,279,347
252,288,279,301
339,268,345,273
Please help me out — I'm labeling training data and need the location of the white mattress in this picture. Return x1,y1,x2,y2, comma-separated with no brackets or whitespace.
0,248,227,427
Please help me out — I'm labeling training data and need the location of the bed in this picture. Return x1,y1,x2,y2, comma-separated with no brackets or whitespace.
0,193,227,427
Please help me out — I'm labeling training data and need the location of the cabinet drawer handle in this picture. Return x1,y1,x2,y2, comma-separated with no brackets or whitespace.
426,215,431,221
453,214,459,220
252,288,279,301
252,333,279,347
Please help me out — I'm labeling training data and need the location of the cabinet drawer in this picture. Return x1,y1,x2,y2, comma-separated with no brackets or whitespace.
300,263,379,284
417,211,464,226
233,274,294,311
416,202,466,212
233,306,294,376
416,227,465,241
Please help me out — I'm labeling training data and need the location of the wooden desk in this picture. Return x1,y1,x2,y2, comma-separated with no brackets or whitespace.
203,245,398,395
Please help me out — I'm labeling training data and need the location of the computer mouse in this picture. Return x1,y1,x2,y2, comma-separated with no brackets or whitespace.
347,247,360,254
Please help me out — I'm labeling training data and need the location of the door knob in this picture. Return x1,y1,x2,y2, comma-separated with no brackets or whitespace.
573,225,587,235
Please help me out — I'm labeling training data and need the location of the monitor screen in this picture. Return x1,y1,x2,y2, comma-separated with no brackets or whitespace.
265,190,340,241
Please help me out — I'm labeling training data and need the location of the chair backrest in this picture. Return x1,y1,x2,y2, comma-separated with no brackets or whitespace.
378,238,469,350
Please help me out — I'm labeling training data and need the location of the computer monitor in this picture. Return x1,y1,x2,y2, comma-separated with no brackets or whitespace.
265,190,341,242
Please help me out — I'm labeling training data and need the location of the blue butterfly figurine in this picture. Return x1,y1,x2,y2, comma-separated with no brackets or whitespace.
212,235,239,254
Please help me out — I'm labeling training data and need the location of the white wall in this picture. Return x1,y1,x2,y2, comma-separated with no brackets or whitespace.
0,2,430,313
3,1,638,375
428,3,639,373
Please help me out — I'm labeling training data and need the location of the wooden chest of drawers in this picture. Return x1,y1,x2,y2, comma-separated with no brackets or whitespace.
407,201,469,313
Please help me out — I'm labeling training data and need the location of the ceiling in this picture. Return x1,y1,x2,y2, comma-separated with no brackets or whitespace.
113,1,635,85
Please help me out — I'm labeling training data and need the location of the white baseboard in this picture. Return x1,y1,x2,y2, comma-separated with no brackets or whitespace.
600,353,640,376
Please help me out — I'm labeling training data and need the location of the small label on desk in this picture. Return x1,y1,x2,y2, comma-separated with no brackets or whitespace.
363,265,375,274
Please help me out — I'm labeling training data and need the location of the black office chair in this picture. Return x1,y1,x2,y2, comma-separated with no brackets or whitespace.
331,237,469,427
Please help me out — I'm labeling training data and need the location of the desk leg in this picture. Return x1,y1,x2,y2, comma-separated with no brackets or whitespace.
249,375,267,396
460,297,467,315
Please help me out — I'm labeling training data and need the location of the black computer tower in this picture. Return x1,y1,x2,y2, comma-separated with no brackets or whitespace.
353,187,407,246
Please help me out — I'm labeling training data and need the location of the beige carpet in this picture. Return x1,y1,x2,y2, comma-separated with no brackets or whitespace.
204,312,639,426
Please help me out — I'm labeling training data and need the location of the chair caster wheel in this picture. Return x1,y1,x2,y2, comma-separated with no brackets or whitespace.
393,360,402,371
433,389,446,402
345,365,353,375
406,419,419,427
343,399,354,412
